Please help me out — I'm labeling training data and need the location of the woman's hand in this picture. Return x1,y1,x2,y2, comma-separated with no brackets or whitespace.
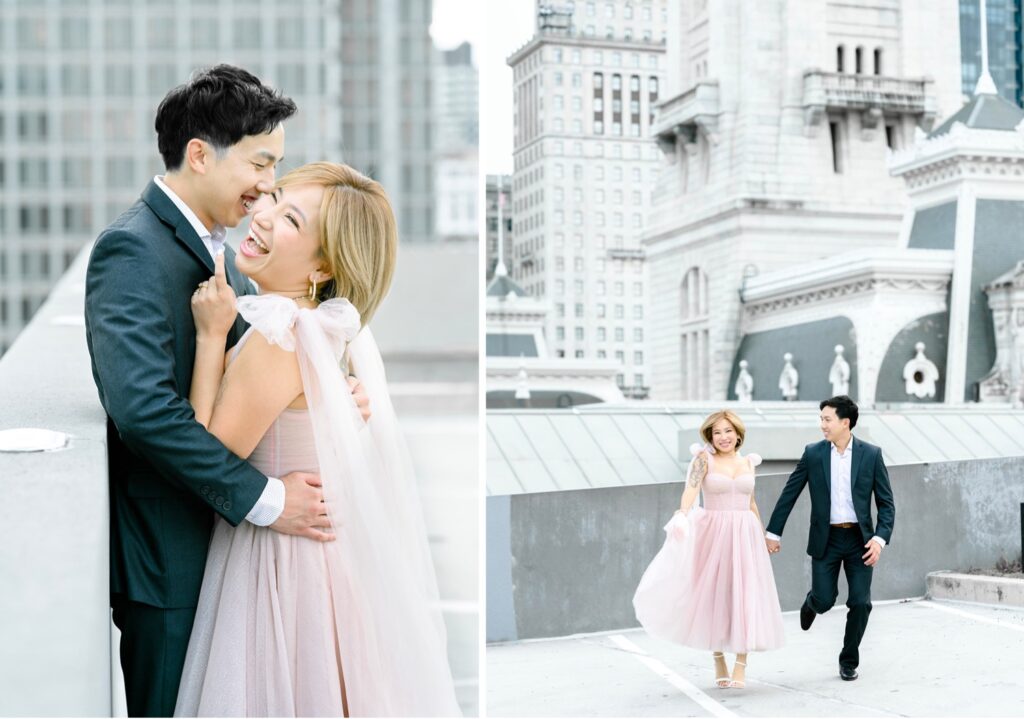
191,252,237,339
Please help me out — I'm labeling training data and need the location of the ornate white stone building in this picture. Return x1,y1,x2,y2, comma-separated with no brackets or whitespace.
506,1,668,398
644,0,964,401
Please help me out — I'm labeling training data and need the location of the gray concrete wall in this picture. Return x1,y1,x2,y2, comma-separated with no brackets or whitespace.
487,456,1024,641
0,249,113,715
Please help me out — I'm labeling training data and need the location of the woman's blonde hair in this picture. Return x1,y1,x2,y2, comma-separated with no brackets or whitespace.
699,410,746,449
276,162,397,325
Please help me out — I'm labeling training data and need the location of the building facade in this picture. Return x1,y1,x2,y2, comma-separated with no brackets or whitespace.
507,0,667,397
339,0,436,244
486,174,514,281
644,0,963,401
434,41,479,244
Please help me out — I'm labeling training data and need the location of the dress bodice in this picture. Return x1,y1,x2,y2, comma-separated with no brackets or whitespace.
229,327,319,476
701,453,759,511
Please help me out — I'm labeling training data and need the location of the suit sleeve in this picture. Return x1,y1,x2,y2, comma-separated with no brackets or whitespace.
765,446,811,537
85,229,267,526
872,448,895,545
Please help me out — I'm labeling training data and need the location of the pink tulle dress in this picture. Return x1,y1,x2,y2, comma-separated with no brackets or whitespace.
633,448,785,654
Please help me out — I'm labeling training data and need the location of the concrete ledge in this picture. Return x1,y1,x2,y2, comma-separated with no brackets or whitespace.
926,571,1024,607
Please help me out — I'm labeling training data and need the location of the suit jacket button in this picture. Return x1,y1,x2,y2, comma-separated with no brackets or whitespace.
223,501,232,511
215,496,224,507
201,485,210,495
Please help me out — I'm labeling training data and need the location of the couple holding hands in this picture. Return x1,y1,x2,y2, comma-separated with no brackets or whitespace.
634,395,896,688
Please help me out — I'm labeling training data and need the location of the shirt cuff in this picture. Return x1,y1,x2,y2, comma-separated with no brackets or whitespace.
245,476,285,526
765,532,781,541
870,535,886,547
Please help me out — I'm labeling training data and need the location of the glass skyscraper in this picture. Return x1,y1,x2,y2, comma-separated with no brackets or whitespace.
961,0,1023,105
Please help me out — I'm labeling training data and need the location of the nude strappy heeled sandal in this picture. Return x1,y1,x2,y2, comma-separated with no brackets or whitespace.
712,652,730,688
730,660,747,689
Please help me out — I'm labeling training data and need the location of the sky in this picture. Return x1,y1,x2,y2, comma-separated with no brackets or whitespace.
478,2,535,175
431,1,535,175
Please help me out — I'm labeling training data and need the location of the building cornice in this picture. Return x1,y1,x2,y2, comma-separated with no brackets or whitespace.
741,248,954,318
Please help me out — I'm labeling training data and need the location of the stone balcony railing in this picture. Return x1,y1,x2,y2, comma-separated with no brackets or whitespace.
802,70,937,132
651,81,721,157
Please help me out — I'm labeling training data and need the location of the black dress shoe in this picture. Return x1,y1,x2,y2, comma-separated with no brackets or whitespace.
839,665,858,681
800,602,816,631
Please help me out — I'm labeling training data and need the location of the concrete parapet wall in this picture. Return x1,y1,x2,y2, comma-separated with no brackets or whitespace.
487,457,1024,641
0,250,113,715
926,571,1024,607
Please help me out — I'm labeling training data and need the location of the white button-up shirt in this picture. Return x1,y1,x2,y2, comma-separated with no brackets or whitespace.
829,441,857,524
153,175,284,527
154,175,226,260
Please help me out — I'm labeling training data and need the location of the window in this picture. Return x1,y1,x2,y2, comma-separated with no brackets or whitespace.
554,95,564,111
874,47,883,75
612,74,622,90
614,281,624,296
829,121,844,173
633,281,643,296
571,96,582,111
597,281,606,296
837,45,845,73
634,373,645,387
615,304,625,319
615,327,625,342
594,120,604,134
634,351,644,364
574,257,584,271
571,49,581,64
574,280,584,295
598,327,607,341
630,76,640,92
556,302,565,318
575,303,584,318
633,305,644,320
594,98,604,112
598,350,607,359
855,46,863,74
553,48,563,62
575,350,585,358
575,327,585,340
597,304,606,318
634,327,644,341
593,72,604,89
556,326,565,340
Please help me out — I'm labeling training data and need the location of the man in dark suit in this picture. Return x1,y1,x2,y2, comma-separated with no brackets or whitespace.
84,66,368,717
765,395,895,681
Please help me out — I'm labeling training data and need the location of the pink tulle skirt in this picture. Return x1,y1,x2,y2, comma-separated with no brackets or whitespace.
634,507,785,653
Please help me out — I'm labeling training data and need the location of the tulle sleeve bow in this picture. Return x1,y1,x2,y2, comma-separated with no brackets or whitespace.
747,453,763,467
236,295,361,357
689,442,714,457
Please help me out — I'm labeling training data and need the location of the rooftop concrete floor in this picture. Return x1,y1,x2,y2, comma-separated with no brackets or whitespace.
486,598,1024,717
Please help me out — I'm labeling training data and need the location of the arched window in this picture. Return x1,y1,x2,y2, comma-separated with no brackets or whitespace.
855,46,863,74
680,267,711,400
836,45,845,73
874,47,883,75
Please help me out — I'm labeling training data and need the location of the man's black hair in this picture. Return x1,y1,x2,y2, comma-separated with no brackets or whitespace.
820,395,859,429
155,64,297,171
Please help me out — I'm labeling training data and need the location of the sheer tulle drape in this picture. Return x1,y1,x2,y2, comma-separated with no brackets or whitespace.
175,295,461,717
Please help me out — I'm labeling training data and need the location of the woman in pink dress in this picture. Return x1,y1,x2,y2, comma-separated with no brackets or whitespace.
634,410,784,689
174,162,460,716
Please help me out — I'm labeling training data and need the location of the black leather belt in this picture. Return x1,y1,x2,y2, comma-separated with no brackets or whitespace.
830,522,857,529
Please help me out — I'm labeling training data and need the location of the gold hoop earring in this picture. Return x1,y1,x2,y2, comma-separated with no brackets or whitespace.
308,279,318,302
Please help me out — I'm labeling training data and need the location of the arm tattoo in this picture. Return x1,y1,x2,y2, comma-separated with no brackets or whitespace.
688,453,708,488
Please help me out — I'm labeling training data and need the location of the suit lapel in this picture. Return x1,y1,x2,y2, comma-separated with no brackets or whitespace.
850,435,863,494
141,180,215,275
821,440,832,493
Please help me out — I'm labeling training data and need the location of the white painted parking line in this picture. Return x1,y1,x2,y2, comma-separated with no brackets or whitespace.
920,599,1024,632
608,634,737,719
